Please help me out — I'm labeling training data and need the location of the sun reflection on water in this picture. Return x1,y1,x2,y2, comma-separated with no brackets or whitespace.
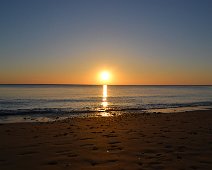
102,84,108,108
96,84,112,116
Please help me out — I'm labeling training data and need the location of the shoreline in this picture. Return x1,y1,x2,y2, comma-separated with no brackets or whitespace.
0,109,212,169
0,106,212,124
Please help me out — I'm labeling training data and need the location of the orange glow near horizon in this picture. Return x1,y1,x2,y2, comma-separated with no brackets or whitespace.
1,61,211,85
1,68,211,85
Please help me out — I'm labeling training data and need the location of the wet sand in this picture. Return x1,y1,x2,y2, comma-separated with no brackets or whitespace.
0,110,212,170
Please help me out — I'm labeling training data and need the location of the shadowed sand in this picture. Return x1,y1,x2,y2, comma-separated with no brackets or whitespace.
0,110,212,170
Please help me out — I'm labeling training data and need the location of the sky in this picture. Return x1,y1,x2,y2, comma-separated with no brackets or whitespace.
0,0,211,85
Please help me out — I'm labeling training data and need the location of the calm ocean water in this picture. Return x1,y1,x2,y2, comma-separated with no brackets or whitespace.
0,85,212,122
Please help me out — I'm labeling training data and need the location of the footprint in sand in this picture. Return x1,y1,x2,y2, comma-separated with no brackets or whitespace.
102,134,118,138
107,146,123,152
108,141,121,145
80,143,94,147
79,137,93,140
88,159,119,166
46,160,58,165
92,146,98,150
18,151,38,156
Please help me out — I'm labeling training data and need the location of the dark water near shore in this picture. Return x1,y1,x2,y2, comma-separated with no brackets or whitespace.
0,85,212,122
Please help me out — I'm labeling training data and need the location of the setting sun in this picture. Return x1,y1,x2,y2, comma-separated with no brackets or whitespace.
100,71,110,81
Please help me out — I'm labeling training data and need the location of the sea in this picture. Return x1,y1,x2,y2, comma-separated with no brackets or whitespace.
0,85,212,123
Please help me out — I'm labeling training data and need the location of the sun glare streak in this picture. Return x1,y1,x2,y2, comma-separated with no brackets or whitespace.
102,84,108,108
99,71,110,109
103,85,107,98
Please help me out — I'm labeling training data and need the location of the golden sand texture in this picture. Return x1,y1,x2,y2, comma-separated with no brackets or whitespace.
0,110,212,170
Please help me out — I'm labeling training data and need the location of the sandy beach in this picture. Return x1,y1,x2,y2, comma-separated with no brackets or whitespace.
0,110,212,170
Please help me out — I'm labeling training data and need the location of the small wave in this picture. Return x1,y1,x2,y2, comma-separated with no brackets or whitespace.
0,107,146,116
0,98,98,103
0,107,108,116
0,101,211,117
145,101,212,109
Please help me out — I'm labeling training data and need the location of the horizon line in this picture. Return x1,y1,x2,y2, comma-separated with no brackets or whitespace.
0,84,211,86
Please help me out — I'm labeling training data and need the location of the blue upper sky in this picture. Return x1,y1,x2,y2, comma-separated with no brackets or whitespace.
0,0,212,84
